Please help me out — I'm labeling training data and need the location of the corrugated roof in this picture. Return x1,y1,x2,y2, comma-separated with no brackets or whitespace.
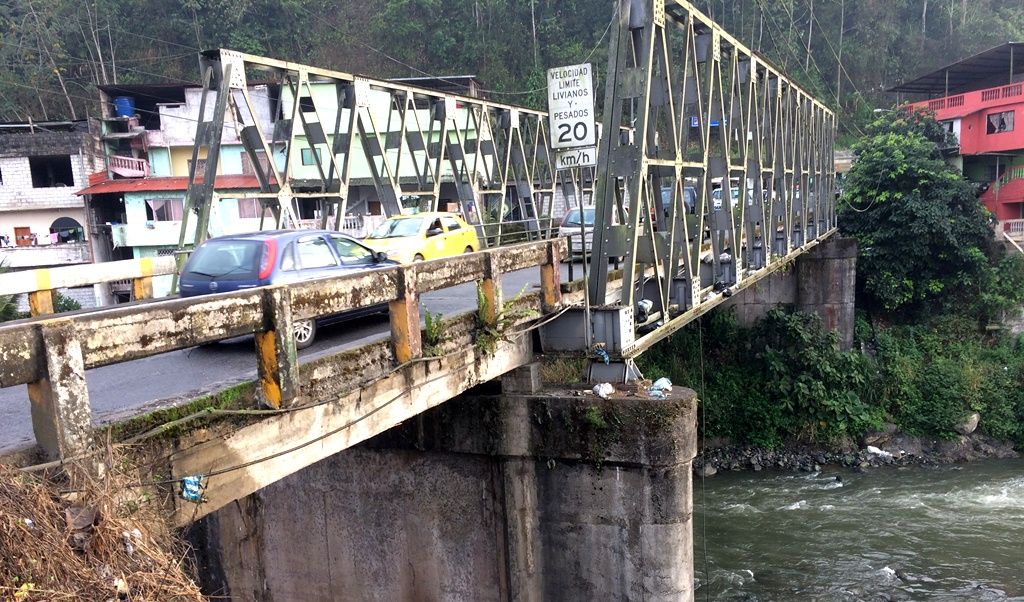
77,175,266,196
889,42,1024,95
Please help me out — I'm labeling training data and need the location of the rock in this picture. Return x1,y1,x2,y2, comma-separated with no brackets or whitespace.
935,435,976,463
696,464,717,478
955,412,980,436
752,462,762,472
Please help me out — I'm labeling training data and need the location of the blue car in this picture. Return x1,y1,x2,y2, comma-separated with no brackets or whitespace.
179,229,396,349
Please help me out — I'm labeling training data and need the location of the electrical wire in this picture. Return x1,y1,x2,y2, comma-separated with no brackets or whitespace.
696,315,711,602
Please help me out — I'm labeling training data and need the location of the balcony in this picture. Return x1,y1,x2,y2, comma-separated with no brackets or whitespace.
108,155,150,178
909,82,1024,121
0,242,92,268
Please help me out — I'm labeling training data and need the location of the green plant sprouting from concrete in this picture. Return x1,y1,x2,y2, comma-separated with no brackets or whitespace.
473,284,537,355
422,308,446,357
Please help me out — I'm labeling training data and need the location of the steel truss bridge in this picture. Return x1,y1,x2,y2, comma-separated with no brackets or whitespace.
176,0,835,378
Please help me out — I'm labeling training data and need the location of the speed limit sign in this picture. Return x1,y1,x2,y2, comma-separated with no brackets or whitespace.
547,63,596,150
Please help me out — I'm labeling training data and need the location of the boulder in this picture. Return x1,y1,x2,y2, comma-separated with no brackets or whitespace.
696,463,717,478
955,412,981,436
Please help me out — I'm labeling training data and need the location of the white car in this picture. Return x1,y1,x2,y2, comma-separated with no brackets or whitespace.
558,207,597,256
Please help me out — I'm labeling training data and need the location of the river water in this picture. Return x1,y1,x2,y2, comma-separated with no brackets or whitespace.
693,458,1024,601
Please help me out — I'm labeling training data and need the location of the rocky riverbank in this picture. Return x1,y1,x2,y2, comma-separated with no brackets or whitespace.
694,421,1020,477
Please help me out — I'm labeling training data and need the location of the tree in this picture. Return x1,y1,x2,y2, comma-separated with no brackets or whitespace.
839,109,992,316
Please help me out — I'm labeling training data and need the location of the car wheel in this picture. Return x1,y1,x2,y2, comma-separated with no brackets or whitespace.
413,253,425,262
464,246,474,253
293,318,317,350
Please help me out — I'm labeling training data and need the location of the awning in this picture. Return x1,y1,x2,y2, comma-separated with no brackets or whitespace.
78,175,269,196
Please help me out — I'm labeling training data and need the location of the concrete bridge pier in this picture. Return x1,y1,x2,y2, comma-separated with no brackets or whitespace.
186,371,698,601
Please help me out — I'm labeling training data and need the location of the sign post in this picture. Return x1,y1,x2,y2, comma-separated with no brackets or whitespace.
547,63,597,168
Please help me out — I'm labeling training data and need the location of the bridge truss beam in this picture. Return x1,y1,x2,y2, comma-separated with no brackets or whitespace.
176,49,593,269
584,0,836,367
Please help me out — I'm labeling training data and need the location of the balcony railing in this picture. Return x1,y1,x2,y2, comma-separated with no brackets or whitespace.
108,155,150,178
1001,219,1024,242
910,81,1024,119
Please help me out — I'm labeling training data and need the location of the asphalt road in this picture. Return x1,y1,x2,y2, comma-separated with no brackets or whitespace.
0,264,578,453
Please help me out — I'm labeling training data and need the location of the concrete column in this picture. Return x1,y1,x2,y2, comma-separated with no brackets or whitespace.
796,236,857,350
255,286,299,409
190,387,699,602
27,320,94,461
388,267,422,364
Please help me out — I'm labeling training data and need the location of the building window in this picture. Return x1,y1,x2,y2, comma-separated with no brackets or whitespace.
241,150,271,176
300,147,322,166
237,198,270,219
145,198,185,221
987,111,1015,134
188,158,207,178
29,155,74,188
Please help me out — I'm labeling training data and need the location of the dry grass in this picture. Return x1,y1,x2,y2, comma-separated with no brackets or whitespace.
0,454,204,601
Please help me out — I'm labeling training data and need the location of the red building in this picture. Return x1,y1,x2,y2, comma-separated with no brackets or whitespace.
892,43,1024,230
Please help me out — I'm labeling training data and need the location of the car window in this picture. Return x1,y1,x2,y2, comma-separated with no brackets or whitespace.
183,240,261,280
368,218,424,239
280,242,297,271
296,236,338,269
427,218,443,236
564,208,596,227
441,216,461,231
330,235,374,265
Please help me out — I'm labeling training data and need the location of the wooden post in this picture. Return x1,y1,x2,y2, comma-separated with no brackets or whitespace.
540,240,562,312
389,267,422,364
27,320,94,462
255,286,299,409
480,252,502,326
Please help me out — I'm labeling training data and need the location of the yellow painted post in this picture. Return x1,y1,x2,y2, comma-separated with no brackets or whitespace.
29,269,54,316
389,267,422,364
131,257,155,300
255,286,299,409
540,241,562,312
480,253,502,327
28,290,54,316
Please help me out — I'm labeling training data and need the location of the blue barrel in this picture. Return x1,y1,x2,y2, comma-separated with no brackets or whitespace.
113,96,135,118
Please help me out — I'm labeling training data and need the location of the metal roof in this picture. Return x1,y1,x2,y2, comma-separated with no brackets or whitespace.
78,175,265,196
889,42,1024,95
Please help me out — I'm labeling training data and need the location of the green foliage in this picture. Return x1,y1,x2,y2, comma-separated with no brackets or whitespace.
638,309,882,448
473,284,537,355
422,308,445,357
840,111,993,316
0,261,18,323
53,292,81,314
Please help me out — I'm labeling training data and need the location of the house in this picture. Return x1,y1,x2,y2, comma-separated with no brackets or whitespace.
892,42,1024,237
0,120,99,308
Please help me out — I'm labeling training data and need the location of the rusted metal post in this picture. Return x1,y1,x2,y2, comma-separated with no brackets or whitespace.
27,320,94,462
389,267,422,364
28,289,54,316
540,240,562,312
255,286,299,409
480,253,503,326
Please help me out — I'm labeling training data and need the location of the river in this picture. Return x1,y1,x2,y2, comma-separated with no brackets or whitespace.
694,458,1024,601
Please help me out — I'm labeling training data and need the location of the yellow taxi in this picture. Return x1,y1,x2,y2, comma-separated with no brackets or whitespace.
362,211,480,264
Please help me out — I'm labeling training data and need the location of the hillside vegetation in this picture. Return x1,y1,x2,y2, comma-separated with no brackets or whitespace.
4,0,1024,136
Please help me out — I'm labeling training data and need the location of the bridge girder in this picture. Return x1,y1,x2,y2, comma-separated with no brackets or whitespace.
174,49,595,276
578,0,836,370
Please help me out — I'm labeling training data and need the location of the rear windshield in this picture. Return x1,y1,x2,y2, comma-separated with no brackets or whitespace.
183,239,262,280
564,208,596,227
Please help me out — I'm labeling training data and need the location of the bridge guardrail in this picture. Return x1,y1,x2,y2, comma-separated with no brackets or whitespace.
0,238,567,462
0,256,178,316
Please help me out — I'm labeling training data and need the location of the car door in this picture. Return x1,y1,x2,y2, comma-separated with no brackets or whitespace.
425,216,446,259
441,216,471,253
292,234,340,282
328,234,378,271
